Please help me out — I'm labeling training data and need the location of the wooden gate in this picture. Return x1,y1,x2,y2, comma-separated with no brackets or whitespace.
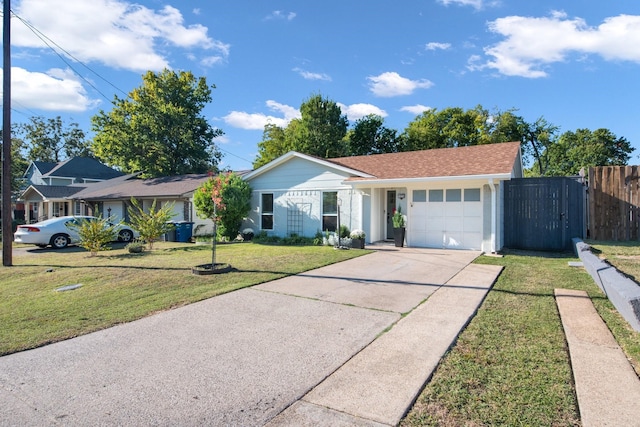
504,178,586,251
589,166,640,241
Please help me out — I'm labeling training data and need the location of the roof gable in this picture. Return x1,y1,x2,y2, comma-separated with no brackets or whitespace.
328,142,522,180
42,157,124,181
244,151,373,181
21,185,86,200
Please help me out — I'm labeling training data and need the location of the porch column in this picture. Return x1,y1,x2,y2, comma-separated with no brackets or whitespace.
489,179,497,253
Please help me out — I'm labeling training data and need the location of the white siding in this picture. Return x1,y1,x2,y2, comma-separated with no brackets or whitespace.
249,157,353,191
243,157,364,238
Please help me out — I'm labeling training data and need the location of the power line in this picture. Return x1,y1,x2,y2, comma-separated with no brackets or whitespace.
9,10,127,102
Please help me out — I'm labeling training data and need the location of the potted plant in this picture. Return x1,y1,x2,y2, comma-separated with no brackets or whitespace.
350,229,366,249
392,207,406,247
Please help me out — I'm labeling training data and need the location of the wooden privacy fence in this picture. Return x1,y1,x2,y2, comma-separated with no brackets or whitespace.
589,166,640,241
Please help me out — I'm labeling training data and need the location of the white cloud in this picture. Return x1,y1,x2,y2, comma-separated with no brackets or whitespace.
478,12,640,78
337,103,387,121
426,42,451,51
223,100,301,130
13,0,228,72
2,67,99,112
264,11,297,21
437,0,484,10
293,68,332,81
367,72,433,97
400,105,433,115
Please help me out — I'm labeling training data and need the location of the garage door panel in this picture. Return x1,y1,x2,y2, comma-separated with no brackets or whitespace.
463,216,482,230
463,232,482,249
426,217,444,232
409,188,484,250
445,217,463,232
443,232,464,248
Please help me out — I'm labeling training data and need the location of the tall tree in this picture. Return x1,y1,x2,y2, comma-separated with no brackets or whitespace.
0,129,29,196
402,106,490,151
518,116,558,176
91,69,223,177
536,128,633,176
347,114,400,156
19,116,91,162
253,94,348,166
291,93,348,158
254,123,292,169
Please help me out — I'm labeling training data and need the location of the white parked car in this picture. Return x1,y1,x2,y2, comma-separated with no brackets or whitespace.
14,216,138,249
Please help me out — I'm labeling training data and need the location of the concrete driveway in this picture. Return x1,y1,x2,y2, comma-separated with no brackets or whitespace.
0,247,490,426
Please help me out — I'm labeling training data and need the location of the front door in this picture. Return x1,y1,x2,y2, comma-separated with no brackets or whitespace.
386,190,396,239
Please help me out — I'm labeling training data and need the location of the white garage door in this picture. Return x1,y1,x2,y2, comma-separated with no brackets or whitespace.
409,188,483,250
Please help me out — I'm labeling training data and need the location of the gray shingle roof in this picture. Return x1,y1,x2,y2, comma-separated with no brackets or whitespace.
43,157,124,181
72,174,213,201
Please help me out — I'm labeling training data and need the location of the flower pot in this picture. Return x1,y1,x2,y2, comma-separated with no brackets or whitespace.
393,227,405,247
351,238,365,249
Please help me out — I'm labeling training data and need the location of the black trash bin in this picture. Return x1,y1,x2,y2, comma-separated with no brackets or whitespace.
174,221,194,243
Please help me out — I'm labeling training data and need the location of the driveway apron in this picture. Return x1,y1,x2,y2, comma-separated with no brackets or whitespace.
0,248,479,426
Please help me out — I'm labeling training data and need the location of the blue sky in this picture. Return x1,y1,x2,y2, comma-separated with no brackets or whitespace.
2,0,640,171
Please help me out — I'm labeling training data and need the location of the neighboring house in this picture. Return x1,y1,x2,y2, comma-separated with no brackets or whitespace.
19,158,125,222
69,173,229,235
241,142,523,252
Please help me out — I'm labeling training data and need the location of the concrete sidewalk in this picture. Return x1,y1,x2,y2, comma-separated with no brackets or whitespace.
0,247,497,426
555,288,640,426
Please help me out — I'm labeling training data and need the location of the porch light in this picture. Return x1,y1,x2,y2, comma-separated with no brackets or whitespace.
398,193,405,200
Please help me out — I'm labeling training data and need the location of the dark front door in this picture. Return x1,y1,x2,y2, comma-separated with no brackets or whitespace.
386,190,396,239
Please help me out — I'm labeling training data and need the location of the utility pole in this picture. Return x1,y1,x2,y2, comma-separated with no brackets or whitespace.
2,0,12,266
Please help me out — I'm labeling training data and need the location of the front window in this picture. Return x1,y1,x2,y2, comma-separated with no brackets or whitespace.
261,193,274,230
322,192,338,232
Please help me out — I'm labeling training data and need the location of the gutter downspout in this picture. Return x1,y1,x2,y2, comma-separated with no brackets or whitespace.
488,178,497,254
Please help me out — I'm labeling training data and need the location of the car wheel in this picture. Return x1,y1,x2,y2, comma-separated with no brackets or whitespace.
118,229,134,242
51,234,70,249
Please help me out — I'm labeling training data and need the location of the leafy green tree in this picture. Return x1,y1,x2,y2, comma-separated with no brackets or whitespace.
293,94,348,158
92,69,223,177
402,106,490,151
518,117,559,176
67,215,119,256
535,128,633,176
254,123,293,168
194,172,252,241
0,129,29,196
127,198,176,249
347,114,400,156
18,116,92,162
253,94,348,166
194,172,252,268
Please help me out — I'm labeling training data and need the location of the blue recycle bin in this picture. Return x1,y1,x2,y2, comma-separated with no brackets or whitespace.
174,221,194,243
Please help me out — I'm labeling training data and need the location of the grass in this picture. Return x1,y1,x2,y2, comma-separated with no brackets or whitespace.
402,249,640,427
0,241,369,356
587,240,640,284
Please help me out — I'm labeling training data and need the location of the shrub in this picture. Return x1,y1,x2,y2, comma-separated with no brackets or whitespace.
253,231,282,244
339,224,350,238
282,234,314,245
127,198,177,250
126,241,145,253
68,215,118,256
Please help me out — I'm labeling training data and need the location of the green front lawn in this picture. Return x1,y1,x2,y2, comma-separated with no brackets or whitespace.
0,242,369,356
402,250,640,426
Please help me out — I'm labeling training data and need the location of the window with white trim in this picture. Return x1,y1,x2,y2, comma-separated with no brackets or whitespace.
322,192,338,232
261,193,274,230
